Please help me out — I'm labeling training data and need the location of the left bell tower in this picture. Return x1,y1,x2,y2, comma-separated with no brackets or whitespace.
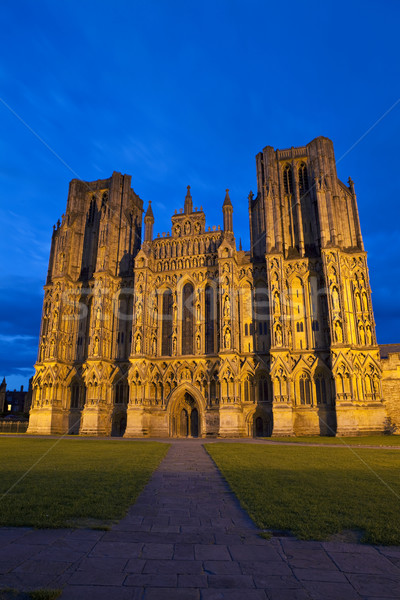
27,173,143,435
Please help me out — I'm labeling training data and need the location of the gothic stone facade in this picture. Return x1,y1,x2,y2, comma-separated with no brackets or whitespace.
27,137,395,437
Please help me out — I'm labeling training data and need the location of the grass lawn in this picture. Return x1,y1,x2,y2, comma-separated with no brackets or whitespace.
268,435,400,446
0,438,168,528
206,443,400,545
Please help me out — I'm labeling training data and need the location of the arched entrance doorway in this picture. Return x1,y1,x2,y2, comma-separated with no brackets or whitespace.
252,411,273,437
112,412,127,437
172,391,201,437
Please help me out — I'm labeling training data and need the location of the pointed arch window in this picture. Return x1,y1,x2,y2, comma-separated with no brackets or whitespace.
182,283,194,355
115,381,128,404
205,285,215,354
161,289,173,356
283,164,293,195
299,374,311,405
71,383,80,408
258,377,269,402
298,162,309,195
315,375,327,405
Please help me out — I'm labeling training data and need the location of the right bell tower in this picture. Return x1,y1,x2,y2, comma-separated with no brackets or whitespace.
249,136,387,436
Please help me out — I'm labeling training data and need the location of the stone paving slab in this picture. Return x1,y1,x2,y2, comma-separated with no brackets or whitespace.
0,440,399,599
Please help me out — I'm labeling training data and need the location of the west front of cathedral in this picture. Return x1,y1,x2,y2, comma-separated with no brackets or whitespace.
27,137,400,437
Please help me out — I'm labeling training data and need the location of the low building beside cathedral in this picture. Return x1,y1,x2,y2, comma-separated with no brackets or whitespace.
27,137,400,437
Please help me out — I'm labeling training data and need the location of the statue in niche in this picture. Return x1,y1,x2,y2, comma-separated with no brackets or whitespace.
172,336,177,355
94,337,99,355
196,334,201,351
335,320,343,343
153,303,158,325
184,222,191,235
274,292,281,315
95,306,101,328
52,309,58,331
152,337,157,355
275,325,282,346
366,324,372,345
223,295,230,318
332,287,340,312
359,324,366,345
135,336,141,354
195,222,201,234
175,224,181,237
136,300,142,322
287,327,292,347
224,328,231,349
196,302,201,321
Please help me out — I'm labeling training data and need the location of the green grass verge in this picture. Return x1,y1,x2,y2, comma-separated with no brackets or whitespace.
206,442,400,545
0,439,168,528
268,435,400,446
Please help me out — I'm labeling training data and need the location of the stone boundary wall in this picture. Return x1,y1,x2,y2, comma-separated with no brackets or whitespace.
381,352,400,432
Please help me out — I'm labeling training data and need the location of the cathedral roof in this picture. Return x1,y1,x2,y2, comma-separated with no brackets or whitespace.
379,344,400,358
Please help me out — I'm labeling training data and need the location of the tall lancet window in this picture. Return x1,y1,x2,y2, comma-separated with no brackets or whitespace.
283,164,293,195
161,289,173,356
205,285,215,354
182,283,194,355
298,162,309,196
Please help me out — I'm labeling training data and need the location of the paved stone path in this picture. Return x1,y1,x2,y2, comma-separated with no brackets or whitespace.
1,441,400,599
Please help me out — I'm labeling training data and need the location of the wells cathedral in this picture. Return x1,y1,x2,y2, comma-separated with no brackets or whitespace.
27,137,400,437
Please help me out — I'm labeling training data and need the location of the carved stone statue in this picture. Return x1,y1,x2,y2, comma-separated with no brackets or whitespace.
223,295,230,318
335,320,343,343
136,300,142,322
95,306,101,328
224,328,231,349
274,292,281,315
332,287,340,312
275,325,282,346
153,304,158,325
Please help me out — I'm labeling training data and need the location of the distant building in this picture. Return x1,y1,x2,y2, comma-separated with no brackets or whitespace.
27,137,400,437
0,377,32,416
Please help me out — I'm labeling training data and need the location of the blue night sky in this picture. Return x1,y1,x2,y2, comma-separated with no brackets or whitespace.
0,0,399,391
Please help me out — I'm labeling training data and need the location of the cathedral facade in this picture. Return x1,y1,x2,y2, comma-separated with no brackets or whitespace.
27,137,393,437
